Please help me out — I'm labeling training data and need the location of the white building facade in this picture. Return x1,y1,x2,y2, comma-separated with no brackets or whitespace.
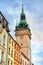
0,12,10,65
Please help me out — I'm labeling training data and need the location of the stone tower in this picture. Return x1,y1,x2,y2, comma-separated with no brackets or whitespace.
15,4,31,60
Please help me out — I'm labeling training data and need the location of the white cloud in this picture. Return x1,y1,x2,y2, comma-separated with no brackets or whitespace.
6,7,14,15
32,56,43,62
24,8,43,64
6,6,21,15
31,33,43,54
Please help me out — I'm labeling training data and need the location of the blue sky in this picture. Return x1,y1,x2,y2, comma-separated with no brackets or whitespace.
0,0,43,65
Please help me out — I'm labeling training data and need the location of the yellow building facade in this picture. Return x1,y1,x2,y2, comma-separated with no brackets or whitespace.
7,33,21,65
7,34,14,65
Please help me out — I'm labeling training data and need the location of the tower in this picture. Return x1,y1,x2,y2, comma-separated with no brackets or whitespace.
15,4,31,60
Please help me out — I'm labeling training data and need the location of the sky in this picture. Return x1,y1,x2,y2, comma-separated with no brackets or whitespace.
0,0,43,65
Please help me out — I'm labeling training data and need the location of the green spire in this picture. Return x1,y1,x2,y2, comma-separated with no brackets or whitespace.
20,4,25,20
15,4,30,31
22,4,24,13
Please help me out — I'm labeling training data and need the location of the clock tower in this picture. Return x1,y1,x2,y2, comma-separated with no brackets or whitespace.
15,4,31,60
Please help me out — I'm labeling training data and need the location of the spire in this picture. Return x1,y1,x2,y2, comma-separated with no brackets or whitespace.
15,4,30,31
22,4,24,13
20,4,25,20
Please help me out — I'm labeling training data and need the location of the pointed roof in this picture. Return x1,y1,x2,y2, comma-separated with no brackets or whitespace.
22,4,24,13
20,4,25,20
15,4,30,32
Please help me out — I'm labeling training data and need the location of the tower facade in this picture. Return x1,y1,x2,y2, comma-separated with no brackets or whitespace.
15,4,31,60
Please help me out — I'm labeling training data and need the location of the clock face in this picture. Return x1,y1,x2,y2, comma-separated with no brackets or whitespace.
20,36,24,39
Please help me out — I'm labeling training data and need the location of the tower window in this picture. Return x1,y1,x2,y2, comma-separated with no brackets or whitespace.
21,43,23,46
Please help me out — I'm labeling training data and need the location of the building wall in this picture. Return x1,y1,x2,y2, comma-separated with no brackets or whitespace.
7,34,14,65
15,29,31,59
14,41,21,65
21,52,30,65
0,24,8,65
